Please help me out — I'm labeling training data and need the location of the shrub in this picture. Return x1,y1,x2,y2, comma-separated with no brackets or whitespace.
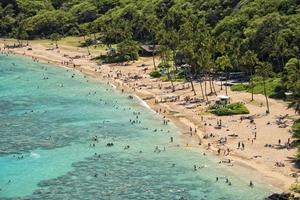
209,102,250,116
290,183,300,193
99,54,137,63
231,84,248,91
292,120,300,131
158,62,171,68
149,71,162,78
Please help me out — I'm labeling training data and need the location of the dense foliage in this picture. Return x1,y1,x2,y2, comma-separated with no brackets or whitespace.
0,0,299,112
209,102,250,116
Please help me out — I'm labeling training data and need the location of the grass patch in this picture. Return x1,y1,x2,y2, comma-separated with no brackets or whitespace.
209,102,250,116
231,84,248,91
160,74,184,82
98,53,138,63
231,77,284,98
293,120,300,131
2,37,111,54
149,71,162,78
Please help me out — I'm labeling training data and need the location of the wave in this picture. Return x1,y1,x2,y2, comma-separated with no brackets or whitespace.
30,152,41,159
134,95,152,110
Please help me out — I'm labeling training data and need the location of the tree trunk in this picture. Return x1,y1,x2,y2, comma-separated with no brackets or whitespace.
189,73,196,96
211,75,217,96
220,79,223,90
170,77,175,92
152,44,156,71
86,46,91,55
151,34,157,71
251,77,254,101
168,68,175,92
208,71,213,95
225,71,229,96
204,74,209,102
263,80,270,114
199,75,205,100
250,67,254,101
172,50,178,71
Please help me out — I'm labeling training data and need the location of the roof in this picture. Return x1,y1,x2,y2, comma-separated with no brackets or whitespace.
140,45,160,53
217,95,230,100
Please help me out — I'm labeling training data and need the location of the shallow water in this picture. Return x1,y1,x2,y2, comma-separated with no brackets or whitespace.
0,54,276,199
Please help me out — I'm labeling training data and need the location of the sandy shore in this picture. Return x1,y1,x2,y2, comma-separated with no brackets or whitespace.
1,40,299,192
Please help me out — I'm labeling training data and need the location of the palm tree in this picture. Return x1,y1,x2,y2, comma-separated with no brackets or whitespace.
285,58,300,114
146,16,159,71
178,20,198,96
256,62,273,114
241,50,259,101
216,55,233,96
50,33,62,49
158,45,175,92
79,25,91,55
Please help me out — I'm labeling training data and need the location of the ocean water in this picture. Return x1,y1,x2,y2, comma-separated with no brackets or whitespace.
0,54,276,199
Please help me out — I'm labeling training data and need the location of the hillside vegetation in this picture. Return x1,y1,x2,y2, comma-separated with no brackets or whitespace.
0,0,299,113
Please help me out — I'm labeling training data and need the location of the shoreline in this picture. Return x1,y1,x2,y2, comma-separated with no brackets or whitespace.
1,40,298,193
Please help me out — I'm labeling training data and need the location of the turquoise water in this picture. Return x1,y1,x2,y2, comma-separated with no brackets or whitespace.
0,54,275,199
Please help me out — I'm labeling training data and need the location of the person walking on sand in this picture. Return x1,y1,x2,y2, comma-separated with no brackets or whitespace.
170,137,173,143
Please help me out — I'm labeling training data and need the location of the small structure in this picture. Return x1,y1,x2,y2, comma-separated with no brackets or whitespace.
139,45,159,56
216,95,231,105
106,48,116,57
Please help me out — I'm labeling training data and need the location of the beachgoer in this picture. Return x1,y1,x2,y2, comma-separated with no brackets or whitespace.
249,181,254,187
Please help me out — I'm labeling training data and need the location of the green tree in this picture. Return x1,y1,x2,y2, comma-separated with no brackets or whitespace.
285,58,300,114
142,13,159,70
117,39,139,62
216,55,233,96
256,62,273,114
158,45,175,92
24,10,74,38
50,33,62,48
241,50,259,101
79,24,92,55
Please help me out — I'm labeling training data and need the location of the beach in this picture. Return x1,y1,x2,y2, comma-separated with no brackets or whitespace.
1,39,298,192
